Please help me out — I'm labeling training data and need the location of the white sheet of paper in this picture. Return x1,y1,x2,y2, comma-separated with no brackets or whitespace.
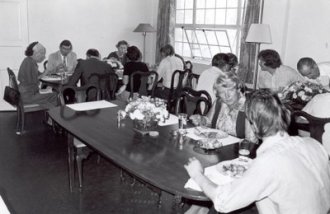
0,195,10,214
67,100,117,111
184,164,234,191
158,114,178,126
185,127,241,146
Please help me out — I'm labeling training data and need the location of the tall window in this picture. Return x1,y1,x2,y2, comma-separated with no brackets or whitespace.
175,0,245,63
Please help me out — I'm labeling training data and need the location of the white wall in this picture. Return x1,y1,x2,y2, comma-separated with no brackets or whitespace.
262,0,330,69
27,0,158,65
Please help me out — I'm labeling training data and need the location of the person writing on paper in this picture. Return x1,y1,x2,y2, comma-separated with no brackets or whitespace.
116,46,149,101
18,41,58,108
106,40,129,68
185,89,330,214
45,40,77,75
190,72,257,143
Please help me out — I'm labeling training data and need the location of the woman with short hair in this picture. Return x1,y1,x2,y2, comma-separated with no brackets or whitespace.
106,40,129,66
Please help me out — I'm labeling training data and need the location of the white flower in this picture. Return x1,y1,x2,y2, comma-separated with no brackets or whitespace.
301,94,307,101
132,109,144,120
292,93,297,99
305,87,312,93
297,91,305,97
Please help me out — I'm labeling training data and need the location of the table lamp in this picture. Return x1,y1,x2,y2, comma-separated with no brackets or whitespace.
246,24,272,89
133,23,156,61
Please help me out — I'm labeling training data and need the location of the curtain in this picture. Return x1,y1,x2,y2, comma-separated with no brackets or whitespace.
155,0,176,64
237,0,261,84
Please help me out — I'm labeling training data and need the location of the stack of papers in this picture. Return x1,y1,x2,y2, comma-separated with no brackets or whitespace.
67,100,117,111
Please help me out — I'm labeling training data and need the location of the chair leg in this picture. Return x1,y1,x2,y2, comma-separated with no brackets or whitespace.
76,148,84,190
16,107,24,135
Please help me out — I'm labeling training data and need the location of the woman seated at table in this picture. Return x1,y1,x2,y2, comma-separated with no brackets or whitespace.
190,72,257,143
116,46,149,101
18,41,58,108
106,40,129,68
185,89,330,214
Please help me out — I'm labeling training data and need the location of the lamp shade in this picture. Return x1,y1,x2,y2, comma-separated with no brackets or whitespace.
246,24,272,43
133,23,156,33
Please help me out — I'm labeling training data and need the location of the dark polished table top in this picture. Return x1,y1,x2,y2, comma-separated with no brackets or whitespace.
48,102,240,201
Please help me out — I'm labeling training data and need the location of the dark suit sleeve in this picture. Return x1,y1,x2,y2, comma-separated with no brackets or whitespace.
68,61,83,86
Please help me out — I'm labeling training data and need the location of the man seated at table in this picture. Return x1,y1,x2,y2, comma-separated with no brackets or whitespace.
18,41,58,109
45,40,77,75
106,40,129,68
155,44,184,99
185,89,330,214
258,49,304,92
297,57,330,89
196,53,230,104
68,48,114,88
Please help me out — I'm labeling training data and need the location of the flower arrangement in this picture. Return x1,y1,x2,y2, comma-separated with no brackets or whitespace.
278,81,328,105
120,96,169,131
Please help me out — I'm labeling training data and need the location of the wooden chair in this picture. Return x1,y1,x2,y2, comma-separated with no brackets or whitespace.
186,71,200,90
59,84,100,190
88,72,118,100
3,68,47,135
290,110,330,143
130,71,158,98
167,69,190,113
174,87,212,116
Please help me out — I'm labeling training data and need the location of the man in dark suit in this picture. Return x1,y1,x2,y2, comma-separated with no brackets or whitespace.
69,49,114,86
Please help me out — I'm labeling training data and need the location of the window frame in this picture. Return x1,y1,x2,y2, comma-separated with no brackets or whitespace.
174,0,245,64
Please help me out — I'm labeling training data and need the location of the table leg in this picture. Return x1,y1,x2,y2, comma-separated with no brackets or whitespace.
67,133,74,192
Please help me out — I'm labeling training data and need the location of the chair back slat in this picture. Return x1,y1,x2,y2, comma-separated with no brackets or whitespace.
174,87,212,116
290,110,330,143
130,71,158,98
59,84,99,105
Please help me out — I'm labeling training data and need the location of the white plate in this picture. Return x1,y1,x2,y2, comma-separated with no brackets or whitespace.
217,159,252,178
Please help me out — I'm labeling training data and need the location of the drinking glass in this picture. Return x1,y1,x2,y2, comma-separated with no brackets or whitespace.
238,140,251,161
178,113,187,134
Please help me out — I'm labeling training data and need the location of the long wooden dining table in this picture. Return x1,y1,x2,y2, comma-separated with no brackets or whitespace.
48,101,241,212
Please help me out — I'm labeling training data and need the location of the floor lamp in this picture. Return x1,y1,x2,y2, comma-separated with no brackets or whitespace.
133,23,156,62
246,24,272,89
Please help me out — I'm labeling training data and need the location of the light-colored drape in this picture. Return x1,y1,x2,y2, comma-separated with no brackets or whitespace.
238,0,261,84
155,0,175,64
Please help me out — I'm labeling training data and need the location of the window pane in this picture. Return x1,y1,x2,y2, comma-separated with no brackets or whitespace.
205,31,218,45
226,9,237,24
216,31,230,46
196,0,206,8
215,9,225,24
210,46,221,57
205,9,215,24
185,0,194,9
196,30,207,44
220,47,231,53
183,43,192,57
185,9,193,24
192,44,201,57
227,0,238,7
176,10,184,24
206,0,216,8
216,0,226,8
196,9,205,24
200,45,211,58
176,0,185,9
175,28,183,42
185,30,193,43
227,29,237,51
175,42,183,55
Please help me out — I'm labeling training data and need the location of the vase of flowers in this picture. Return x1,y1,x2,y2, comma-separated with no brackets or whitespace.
121,96,169,134
279,81,328,106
